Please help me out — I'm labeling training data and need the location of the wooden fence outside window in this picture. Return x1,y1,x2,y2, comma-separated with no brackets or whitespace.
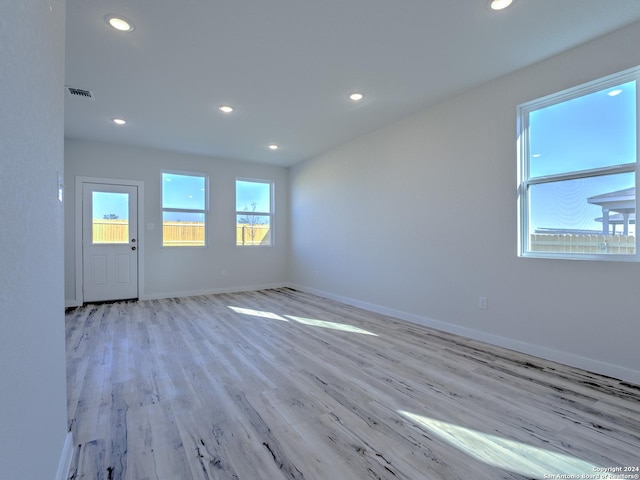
92,219,272,247
530,233,635,254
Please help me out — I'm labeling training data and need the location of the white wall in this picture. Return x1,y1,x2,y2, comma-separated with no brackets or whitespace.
290,21,640,384
0,1,71,478
64,140,289,303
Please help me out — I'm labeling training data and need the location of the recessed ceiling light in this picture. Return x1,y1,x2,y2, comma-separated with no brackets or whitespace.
105,15,134,32
349,92,364,102
112,118,126,125
268,144,279,150
489,0,514,11
608,89,623,97
218,105,234,113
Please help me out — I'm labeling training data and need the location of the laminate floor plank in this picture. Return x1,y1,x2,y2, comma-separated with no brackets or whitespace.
66,288,640,479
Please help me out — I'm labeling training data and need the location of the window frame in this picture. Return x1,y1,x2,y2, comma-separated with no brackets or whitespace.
161,170,209,248
235,178,274,247
517,66,640,261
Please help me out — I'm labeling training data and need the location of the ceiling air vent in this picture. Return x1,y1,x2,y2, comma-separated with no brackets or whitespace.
65,86,95,100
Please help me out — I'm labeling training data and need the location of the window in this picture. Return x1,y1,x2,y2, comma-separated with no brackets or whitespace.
236,179,273,246
92,191,129,244
518,68,638,259
162,172,208,247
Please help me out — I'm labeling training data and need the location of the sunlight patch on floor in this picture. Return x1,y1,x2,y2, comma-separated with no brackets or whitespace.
397,410,612,479
285,315,378,336
227,306,288,321
227,306,378,336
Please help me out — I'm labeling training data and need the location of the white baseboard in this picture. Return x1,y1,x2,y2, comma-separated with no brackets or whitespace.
140,282,289,301
55,432,74,480
287,283,640,386
66,283,288,306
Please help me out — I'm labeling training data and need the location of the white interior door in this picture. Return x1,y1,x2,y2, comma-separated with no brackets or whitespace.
82,182,138,302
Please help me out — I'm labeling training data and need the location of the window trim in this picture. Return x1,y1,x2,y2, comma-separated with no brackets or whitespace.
161,170,209,248
235,177,274,247
517,66,640,261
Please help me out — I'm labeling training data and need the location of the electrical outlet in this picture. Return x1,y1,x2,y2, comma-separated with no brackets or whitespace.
478,296,488,310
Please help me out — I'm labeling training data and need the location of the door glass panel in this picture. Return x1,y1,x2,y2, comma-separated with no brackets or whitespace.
92,192,129,244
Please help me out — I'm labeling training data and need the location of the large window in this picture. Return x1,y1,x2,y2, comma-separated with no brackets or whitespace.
236,179,273,246
518,68,638,259
162,172,208,247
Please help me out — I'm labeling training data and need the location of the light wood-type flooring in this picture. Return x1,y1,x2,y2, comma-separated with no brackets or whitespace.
65,288,640,479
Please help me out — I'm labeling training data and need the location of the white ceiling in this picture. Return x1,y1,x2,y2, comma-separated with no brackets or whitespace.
64,0,640,167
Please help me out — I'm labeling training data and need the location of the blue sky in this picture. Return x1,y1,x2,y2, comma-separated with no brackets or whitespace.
162,173,206,210
94,176,272,223
527,80,636,233
161,173,206,222
236,180,271,213
92,191,129,220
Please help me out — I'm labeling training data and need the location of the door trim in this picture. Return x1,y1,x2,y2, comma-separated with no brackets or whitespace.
75,176,145,305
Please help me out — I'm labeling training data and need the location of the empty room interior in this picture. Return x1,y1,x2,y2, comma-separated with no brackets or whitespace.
3,1,640,479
